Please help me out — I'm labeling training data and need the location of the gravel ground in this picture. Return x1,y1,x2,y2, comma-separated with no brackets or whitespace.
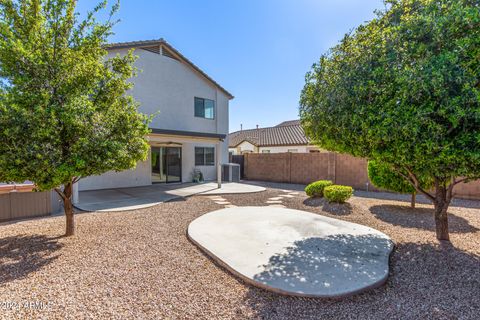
0,183,479,319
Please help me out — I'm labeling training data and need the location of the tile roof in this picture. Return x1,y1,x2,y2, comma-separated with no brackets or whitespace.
275,119,301,127
106,38,234,99
228,120,309,147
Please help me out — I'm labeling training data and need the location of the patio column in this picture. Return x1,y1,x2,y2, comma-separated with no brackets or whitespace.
217,140,222,188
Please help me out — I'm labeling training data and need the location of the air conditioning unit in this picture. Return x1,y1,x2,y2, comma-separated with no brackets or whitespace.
222,163,241,182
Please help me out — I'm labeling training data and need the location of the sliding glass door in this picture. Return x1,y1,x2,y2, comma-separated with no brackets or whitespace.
151,147,182,183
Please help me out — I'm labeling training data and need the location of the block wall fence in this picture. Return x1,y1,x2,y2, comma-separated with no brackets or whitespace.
243,152,480,200
0,190,62,222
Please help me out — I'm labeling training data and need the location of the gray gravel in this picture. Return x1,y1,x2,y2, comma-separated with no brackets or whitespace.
0,184,479,319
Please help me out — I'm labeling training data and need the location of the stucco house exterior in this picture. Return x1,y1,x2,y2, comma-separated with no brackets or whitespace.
78,39,233,191
228,120,320,155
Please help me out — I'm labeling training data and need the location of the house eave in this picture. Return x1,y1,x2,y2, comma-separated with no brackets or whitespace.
150,128,226,140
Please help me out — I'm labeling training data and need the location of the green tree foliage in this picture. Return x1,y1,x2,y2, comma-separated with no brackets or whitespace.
300,0,480,240
0,0,150,236
368,160,433,208
368,161,416,194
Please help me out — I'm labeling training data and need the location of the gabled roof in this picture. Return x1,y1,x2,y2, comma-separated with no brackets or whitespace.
228,120,309,147
106,38,234,100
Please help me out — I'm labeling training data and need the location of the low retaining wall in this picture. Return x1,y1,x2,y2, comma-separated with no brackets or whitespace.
0,190,62,222
244,152,480,200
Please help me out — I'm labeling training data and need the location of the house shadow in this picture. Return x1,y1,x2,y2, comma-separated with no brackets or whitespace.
242,241,480,319
0,235,63,285
369,204,479,233
303,198,353,216
252,234,392,297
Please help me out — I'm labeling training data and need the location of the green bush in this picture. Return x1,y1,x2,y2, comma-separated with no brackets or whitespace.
367,160,415,194
324,185,353,203
305,180,333,197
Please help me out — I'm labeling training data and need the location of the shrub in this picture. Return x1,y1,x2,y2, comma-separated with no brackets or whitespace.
324,185,353,203
305,180,333,197
368,160,433,208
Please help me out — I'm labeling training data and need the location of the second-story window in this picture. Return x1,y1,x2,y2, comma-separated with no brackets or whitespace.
194,97,215,119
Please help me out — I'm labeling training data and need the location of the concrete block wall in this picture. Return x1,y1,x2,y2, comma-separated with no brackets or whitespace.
244,152,480,200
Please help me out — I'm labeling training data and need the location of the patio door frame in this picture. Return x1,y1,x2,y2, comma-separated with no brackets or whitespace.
151,146,182,184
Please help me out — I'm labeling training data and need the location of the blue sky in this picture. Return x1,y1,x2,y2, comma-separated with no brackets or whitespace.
77,0,385,132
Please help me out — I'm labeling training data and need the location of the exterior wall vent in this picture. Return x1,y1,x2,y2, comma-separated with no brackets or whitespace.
140,46,160,54
161,46,179,61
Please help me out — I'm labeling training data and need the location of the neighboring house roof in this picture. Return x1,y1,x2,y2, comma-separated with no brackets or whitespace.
106,38,234,100
275,119,301,127
228,120,309,147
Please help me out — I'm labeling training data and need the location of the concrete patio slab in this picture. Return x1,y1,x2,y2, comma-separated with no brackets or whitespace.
195,183,266,195
188,207,394,298
76,182,265,212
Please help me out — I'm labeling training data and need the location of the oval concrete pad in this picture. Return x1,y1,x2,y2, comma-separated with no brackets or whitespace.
188,207,394,298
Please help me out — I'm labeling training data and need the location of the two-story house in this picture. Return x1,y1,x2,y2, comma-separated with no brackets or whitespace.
78,39,233,191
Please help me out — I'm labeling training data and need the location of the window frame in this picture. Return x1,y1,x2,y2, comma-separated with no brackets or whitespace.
194,97,215,120
195,147,215,166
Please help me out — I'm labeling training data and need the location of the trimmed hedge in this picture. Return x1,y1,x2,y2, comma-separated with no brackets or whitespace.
305,180,333,197
324,185,353,203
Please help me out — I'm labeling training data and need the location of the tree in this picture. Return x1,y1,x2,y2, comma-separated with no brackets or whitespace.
368,160,433,208
300,0,480,241
0,0,150,236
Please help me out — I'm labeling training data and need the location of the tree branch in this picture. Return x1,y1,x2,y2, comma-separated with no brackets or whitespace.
54,187,66,201
397,167,436,202
453,177,479,186
446,176,455,203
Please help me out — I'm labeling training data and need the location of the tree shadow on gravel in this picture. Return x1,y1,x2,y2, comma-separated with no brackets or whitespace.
242,242,480,319
303,198,353,216
370,205,479,233
0,235,63,285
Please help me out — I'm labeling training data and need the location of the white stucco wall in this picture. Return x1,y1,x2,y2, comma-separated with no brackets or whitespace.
79,137,227,191
258,145,309,153
229,143,320,155
78,153,151,191
237,141,256,153
79,46,231,191
108,48,230,136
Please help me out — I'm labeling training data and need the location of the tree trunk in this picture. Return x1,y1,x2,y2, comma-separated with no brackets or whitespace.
63,182,75,237
433,184,451,241
410,192,416,208
433,203,449,241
